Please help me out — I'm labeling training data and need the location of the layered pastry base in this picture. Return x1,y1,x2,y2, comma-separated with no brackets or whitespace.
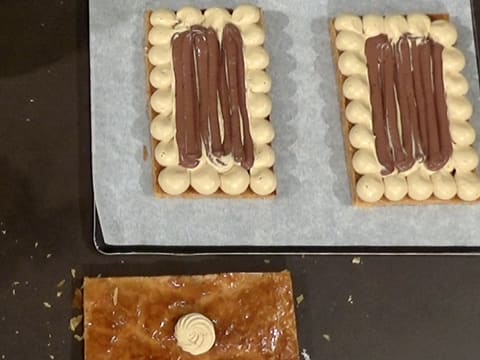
331,14,480,206
146,5,276,198
83,272,300,359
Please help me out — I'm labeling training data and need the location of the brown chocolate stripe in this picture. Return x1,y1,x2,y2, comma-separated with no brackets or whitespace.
206,28,223,157
172,24,254,170
365,34,452,174
365,34,395,175
394,37,416,170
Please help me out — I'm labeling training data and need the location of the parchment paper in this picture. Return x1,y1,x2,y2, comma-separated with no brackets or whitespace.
90,0,480,247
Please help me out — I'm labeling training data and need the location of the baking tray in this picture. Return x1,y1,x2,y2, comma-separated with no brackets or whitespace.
91,0,480,253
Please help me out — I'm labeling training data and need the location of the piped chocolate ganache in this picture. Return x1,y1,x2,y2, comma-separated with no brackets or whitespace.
365,34,452,175
172,23,254,170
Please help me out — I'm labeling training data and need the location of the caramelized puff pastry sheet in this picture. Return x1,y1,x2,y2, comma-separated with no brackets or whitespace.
83,271,300,360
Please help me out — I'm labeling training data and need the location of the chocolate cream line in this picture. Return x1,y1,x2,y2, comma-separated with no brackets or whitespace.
171,23,254,170
365,34,453,175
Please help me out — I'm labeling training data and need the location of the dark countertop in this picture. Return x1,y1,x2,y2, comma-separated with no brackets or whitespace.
2,1,480,359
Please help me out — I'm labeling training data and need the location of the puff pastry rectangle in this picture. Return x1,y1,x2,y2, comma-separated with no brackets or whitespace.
330,14,480,206
83,272,300,359
145,6,277,198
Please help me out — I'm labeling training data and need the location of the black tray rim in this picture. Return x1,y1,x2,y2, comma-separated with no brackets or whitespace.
92,0,480,255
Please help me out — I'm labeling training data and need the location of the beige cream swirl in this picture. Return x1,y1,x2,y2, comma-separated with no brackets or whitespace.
155,140,178,167
335,30,365,52
148,26,175,45
150,9,177,27
150,65,172,90
431,172,457,200
362,15,384,37
176,7,204,27
148,45,172,66
232,5,260,27
407,14,431,37
384,175,408,201
221,166,250,195
251,118,275,144
245,46,270,69
151,114,174,142
345,101,372,128
430,20,458,47
456,172,480,201
191,165,221,195
158,166,190,195
334,14,363,33
203,8,231,33
250,168,276,196
407,171,433,201
384,15,408,42
175,313,216,356
356,175,384,203
247,70,271,93
248,93,272,118
241,24,265,46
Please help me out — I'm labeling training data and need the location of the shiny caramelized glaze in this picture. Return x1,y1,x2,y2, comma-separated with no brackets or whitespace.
83,272,299,360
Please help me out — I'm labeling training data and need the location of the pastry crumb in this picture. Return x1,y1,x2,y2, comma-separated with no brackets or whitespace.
15,330,19,335
301,349,311,360
49,355,55,359
74,334,84,342
12,281,20,286
1,354,5,359
69,315,83,332
46,253,52,258
34,242,38,248
263,259,271,264
352,256,362,264
296,294,304,306
12,289,15,296
347,295,354,304
113,287,119,306
56,291,62,298
71,268,76,279
43,302,52,308
57,279,66,288
143,145,148,161
72,288,83,309
322,334,331,342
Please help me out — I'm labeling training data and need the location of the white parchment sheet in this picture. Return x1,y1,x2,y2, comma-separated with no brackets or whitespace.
90,0,480,247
